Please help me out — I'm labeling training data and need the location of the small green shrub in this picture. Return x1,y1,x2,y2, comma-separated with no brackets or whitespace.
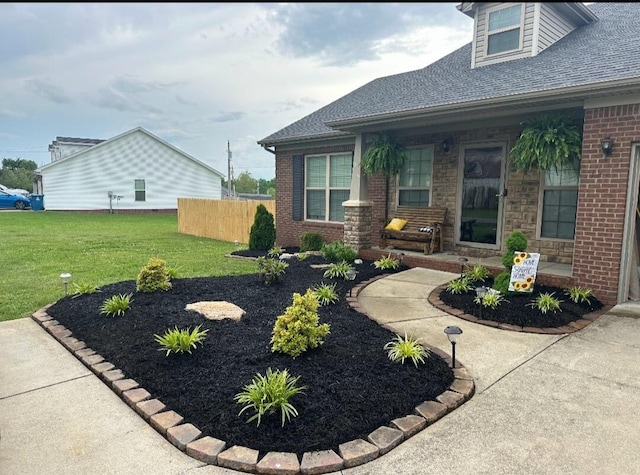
249,204,276,251
100,293,133,317
492,271,512,295
268,245,283,257
474,288,508,309
271,290,330,358
136,257,172,293
464,262,490,283
565,286,593,304
300,232,324,252
256,257,289,285
154,325,209,356
528,292,563,314
446,277,473,295
234,368,306,427
312,283,339,306
373,253,400,270
321,240,357,263
501,231,529,268
71,282,99,299
166,266,181,280
384,333,431,367
297,252,309,261
323,261,353,280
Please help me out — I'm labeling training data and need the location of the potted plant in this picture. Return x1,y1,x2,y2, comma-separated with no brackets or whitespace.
361,133,406,177
509,113,582,173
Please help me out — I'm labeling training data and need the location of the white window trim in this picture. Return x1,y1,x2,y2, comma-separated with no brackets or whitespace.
536,167,579,242
395,145,434,207
134,179,146,202
484,3,524,57
304,153,352,223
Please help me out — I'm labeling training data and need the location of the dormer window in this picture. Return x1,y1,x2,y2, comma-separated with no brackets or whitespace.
486,4,523,56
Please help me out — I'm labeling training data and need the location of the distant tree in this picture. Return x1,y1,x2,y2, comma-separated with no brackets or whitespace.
0,158,37,192
235,171,259,194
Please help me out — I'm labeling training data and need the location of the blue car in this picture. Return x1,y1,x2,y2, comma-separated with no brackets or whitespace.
0,190,31,210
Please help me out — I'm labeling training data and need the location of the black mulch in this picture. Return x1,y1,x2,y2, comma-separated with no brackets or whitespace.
439,277,603,328
46,249,454,459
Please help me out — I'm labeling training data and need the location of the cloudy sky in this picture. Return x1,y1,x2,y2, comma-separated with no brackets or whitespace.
0,3,473,180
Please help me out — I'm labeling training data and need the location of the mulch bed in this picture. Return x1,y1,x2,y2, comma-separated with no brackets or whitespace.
46,250,454,459
439,277,603,328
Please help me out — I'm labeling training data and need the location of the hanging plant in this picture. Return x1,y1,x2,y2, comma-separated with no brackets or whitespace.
509,113,582,173
361,133,406,177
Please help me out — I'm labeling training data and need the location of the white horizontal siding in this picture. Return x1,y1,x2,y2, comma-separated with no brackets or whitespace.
537,3,577,53
40,130,221,211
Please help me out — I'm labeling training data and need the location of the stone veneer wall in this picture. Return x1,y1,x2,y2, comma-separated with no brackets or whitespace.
343,204,372,250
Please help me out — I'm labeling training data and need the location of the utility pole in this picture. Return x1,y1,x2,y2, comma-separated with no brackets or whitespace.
227,140,232,198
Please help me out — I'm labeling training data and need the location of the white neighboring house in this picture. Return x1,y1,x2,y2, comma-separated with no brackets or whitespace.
36,127,224,211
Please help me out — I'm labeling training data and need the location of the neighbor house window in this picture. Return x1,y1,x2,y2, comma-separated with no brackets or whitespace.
540,161,579,239
134,179,146,202
305,153,352,222
486,4,522,55
397,146,433,206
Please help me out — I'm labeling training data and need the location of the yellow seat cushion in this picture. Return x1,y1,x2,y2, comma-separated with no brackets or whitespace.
385,218,408,231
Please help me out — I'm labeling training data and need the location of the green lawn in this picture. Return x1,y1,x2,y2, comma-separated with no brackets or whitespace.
0,212,257,322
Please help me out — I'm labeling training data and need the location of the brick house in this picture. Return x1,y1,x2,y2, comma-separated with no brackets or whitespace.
258,2,640,305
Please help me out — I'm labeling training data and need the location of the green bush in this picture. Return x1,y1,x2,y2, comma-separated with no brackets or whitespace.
267,245,283,257
234,368,306,427
312,283,339,306
154,325,209,356
493,271,512,295
300,232,324,252
136,257,172,293
446,277,472,295
71,282,99,299
271,290,330,358
373,253,400,270
565,286,593,304
321,240,357,263
100,293,133,317
249,204,276,251
474,288,508,309
501,231,528,268
323,261,354,280
256,257,289,285
464,262,490,283
528,292,563,314
384,333,431,367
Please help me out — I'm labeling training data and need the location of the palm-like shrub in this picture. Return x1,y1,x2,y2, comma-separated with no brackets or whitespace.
464,262,490,283
71,282,99,299
249,204,276,251
446,277,472,295
100,293,133,317
312,283,339,306
373,254,400,270
323,261,353,280
565,286,593,304
528,292,563,314
234,368,306,427
154,325,209,356
384,333,431,367
474,288,508,309
271,290,330,358
257,257,288,285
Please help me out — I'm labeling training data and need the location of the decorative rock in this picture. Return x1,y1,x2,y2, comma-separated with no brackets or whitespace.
436,390,465,410
185,301,245,321
257,452,300,475
390,414,427,438
122,387,151,407
186,436,226,464
167,423,202,451
367,426,403,455
415,400,448,423
149,410,183,435
135,398,166,420
449,378,475,400
112,378,139,395
300,450,343,475
217,445,259,472
338,439,379,468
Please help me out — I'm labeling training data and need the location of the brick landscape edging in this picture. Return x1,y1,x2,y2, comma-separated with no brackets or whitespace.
426,284,612,334
31,282,475,475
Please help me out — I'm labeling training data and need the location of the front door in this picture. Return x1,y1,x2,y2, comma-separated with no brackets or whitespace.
457,144,506,248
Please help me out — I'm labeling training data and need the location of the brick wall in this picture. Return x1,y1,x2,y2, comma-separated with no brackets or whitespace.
573,104,640,304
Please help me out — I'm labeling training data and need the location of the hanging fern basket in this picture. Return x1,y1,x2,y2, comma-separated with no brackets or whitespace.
509,114,583,173
361,134,406,177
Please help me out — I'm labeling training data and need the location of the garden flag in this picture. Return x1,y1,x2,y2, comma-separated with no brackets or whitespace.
508,252,540,292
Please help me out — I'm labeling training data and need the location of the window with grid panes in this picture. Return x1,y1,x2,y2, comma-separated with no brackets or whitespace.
540,160,579,239
486,4,522,55
397,146,433,207
305,153,352,222
134,179,146,202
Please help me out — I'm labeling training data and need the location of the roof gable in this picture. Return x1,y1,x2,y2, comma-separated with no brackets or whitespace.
39,127,224,178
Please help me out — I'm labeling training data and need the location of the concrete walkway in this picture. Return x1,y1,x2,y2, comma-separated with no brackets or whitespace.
1,268,639,474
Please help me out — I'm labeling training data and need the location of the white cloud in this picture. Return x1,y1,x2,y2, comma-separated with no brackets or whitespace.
0,3,473,179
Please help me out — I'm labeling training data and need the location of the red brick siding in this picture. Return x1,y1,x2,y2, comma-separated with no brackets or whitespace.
573,104,640,304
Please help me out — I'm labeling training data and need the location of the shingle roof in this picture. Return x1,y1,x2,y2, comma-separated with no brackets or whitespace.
53,137,105,145
259,2,640,145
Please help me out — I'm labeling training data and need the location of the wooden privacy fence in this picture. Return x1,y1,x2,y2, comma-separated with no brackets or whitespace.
177,198,276,244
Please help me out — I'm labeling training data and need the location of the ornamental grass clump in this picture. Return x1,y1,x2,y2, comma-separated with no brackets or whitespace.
528,292,563,314
446,277,473,295
271,289,330,358
474,288,508,309
323,261,354,280
71,282,99,299
100,293,133,317
234,368,306,427
565,286,593,305
136,257,172,293
384,333,431,367
154,325,209,356
373,253,400,270
464,261,491,283
312,283,339,306
321,240,357,263
256,256,289,285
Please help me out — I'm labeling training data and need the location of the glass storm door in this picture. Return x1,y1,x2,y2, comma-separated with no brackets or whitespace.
458,145,505,246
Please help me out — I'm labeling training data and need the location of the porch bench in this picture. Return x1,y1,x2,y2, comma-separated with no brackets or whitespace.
380,206,447,255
